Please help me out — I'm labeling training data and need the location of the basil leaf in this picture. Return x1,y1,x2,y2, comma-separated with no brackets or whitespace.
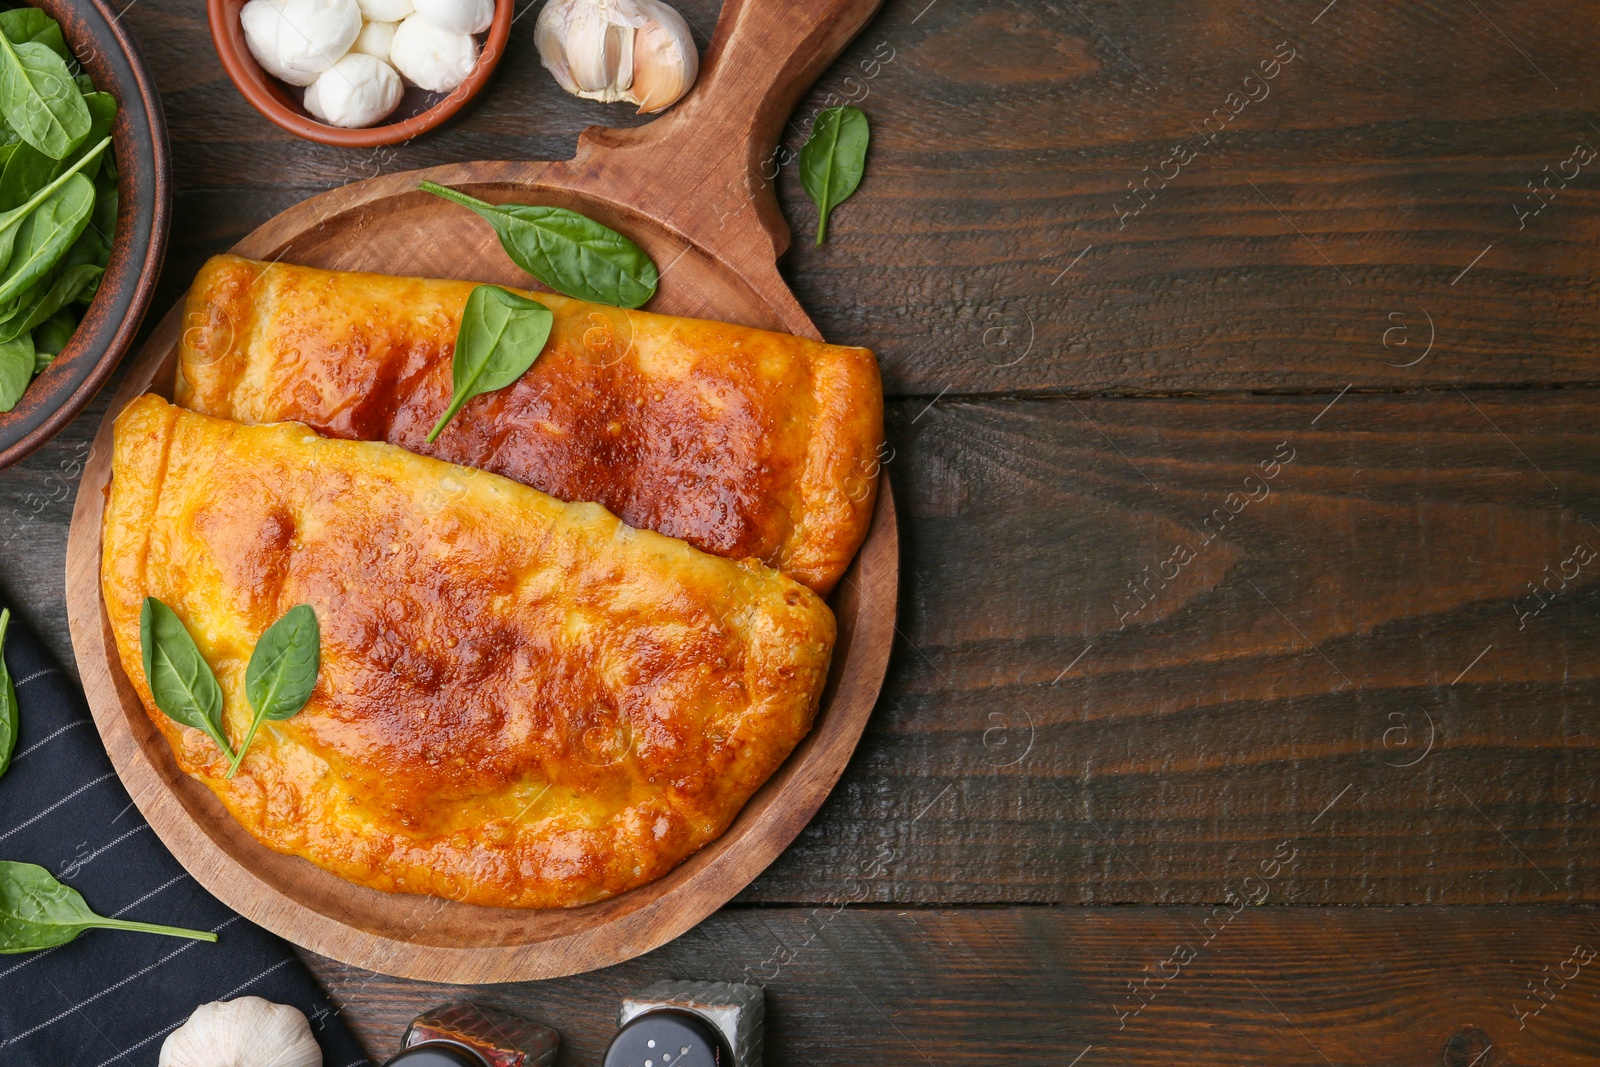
0,9,69,62
799,105,870,247
0,37,89,160
0,331,31,411
418,181,658,308
227,604,319,779
0,172,94,306
0,609,16,780
0,861,217,953
426,285,554,443
139,596,235,762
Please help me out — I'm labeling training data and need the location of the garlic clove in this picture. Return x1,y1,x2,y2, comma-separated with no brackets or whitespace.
158,997,321,1067
535,0,697,112
565,8,632,96
412,0,493,35
628,3,695,113
389,13,479,92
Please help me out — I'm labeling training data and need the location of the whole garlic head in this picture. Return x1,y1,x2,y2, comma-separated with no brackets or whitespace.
159,997,321,1067
535,0,698,114
241,0,363,86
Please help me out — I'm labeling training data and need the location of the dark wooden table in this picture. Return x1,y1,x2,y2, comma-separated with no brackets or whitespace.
5,0,1600,1062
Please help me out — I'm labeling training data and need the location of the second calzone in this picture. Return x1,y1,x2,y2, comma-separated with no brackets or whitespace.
176,255,883,593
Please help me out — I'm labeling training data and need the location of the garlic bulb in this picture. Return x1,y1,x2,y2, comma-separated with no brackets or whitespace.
534,0,698,114
159,997,321,1067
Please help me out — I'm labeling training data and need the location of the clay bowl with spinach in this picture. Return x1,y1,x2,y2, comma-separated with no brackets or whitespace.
0,0,168,473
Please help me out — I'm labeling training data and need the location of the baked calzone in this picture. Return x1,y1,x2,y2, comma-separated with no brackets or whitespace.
101,395,836,908
175,255,883,593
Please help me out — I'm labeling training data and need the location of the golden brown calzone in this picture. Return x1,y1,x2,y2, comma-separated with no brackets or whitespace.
175,255,883,593
101,396,835,908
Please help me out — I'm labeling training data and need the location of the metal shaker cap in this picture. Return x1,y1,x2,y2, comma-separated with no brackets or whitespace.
603,1008,731,1067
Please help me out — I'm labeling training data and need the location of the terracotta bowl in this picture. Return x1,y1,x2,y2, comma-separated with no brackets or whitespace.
0,0,170,474
208,0,512,148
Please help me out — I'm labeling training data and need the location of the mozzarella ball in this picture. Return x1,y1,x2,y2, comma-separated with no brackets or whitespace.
350,19,397,59
303,53,403,126
356,0,412,21
412,0,492,35
241,0,362,86
389,14,478,92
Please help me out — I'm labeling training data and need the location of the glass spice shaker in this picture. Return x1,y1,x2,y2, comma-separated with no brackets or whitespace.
605,981,764,1067
382,1001,559,1067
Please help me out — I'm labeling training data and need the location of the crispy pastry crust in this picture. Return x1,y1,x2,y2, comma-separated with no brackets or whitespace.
175,255,883,593
101,396,836,909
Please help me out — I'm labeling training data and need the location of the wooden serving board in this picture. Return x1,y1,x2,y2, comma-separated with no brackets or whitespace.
63,0,896,983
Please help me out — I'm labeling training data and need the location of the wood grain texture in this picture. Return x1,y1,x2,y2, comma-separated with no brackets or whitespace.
301,906,1600,1065
752,387,1600,906
106,0,1600,399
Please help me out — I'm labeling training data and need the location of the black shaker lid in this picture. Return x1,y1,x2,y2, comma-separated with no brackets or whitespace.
383,1041,488,1067
603,1008,731,1067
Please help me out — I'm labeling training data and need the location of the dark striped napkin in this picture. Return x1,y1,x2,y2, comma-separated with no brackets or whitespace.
0,601,371,1067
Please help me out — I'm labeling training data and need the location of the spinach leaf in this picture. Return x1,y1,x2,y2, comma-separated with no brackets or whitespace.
139,597,236,763
799,105,870,247
0,609,16,780
0,96,116,212
61,91,114,181
0,261,99,343
0,172,94,306
89,175,115,248
226,604,319,779
0,9,68,62
427,285,554,442
0,331,31,411
0,861,217,953
37,309,75,354
0,142,52,210
0,135,107,269
418,181,658,308
0,36,89,160
31,333,56,370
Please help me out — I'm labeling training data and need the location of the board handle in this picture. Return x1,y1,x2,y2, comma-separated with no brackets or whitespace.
569,0,885,269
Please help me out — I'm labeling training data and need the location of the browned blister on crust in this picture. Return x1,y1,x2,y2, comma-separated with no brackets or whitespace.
101,396,836,909
176,255,884,594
